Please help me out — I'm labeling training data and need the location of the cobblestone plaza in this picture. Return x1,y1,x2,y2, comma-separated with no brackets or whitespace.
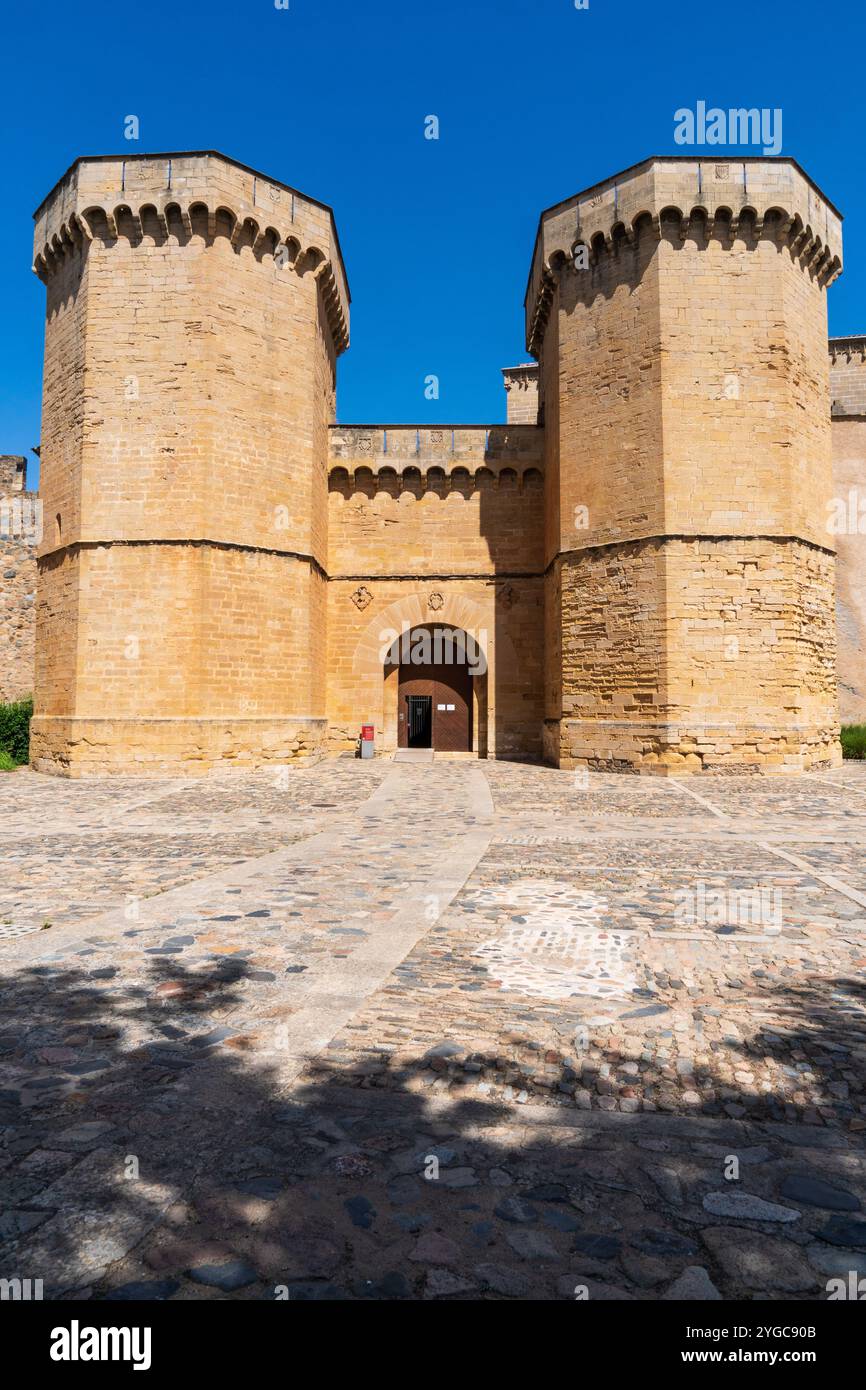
1,758,864,1300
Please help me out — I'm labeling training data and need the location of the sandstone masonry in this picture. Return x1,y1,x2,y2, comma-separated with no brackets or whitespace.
830,335,866,722
0,455,37,703
529,159,843,773
9,151,858,774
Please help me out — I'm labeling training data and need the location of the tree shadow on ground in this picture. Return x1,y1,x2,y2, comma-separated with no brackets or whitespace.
0,956,864,1302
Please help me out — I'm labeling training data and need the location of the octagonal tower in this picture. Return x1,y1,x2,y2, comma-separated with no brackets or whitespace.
529,156,843,773
31,151,349,775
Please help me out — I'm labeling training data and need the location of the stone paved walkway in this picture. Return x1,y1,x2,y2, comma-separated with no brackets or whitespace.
1,758,865,1300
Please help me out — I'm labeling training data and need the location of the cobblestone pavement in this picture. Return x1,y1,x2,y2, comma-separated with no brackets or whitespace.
1,758,865,1301
0,761,389,938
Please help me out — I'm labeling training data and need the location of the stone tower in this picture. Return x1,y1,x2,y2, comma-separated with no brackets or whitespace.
529,157,844,773
31,152,349,775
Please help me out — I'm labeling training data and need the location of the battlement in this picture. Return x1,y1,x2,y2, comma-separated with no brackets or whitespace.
502,365,540,424
32,151,350,354
0,455,27,494
526,156,843,355
830,335,866,417
328,424,543,493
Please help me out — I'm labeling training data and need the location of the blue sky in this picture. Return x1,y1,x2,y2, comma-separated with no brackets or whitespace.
2,0,864,486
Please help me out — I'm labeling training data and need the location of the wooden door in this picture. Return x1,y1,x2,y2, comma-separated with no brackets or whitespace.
431,661,471,752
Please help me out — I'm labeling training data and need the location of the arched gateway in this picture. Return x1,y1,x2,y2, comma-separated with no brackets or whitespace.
385,624,486,753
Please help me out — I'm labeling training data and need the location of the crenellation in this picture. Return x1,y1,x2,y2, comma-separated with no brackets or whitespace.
502,366,540,425
328,424,544,497
830,334,866,416
33,152,350,357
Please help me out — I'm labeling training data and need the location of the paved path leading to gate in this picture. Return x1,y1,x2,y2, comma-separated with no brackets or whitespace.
1,758,866,1301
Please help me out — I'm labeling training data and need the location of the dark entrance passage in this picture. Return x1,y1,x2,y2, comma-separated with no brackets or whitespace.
397,627,474,752
406,694,432,748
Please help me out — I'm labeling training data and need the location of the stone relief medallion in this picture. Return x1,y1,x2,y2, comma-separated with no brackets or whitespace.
268,184,282,202
351,585,373,611
428,592,444,611
468,878,636,1002
500,584,515,609
357,437,373,453
714,164,730,180
431,430,444,446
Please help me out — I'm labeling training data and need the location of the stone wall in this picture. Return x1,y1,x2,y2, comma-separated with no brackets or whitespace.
530,157,842,773
326,425,545,757
831,336,866,415
830,337,866,722
0,456,37,703
557,537,838,773
502,365,539,424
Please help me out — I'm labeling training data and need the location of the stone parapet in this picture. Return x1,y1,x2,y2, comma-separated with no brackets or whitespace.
830,335,866,417
33,150,349,355
527,156,843,358
502,365,540,424
328,424,543,493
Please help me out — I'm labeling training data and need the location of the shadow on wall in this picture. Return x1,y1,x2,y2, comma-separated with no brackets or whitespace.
478,457,546,761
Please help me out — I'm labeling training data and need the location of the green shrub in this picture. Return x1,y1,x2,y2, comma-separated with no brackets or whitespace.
841,724,866,760
0,696,33,765
0,749,16,772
